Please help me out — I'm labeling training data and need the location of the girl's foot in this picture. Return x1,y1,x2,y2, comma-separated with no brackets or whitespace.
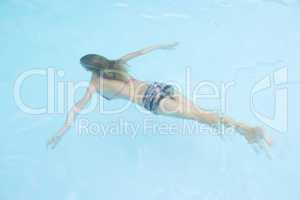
241,126,273,158
243,126,272,145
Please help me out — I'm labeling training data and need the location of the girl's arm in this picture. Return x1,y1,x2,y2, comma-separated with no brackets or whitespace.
47,85,96,149
119,42,178,63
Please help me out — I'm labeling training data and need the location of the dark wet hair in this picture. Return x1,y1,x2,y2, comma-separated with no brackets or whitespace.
80,54,130,82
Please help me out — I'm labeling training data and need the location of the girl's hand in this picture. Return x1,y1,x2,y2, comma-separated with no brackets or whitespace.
159,42,179,50
47,134,63,150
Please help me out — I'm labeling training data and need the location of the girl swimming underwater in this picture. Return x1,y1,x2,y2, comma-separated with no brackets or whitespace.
47,42,272,153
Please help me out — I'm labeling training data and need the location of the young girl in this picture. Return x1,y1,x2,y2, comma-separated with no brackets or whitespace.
47,43,272,154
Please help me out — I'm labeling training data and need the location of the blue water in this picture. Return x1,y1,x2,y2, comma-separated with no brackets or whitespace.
1,0,300,199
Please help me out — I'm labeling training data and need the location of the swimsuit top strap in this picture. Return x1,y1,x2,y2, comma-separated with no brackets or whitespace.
102,94,112,100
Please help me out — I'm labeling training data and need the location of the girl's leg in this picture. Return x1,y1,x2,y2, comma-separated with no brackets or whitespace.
156,93,272,145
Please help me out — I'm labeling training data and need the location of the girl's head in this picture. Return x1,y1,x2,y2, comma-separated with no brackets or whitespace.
80,54,130,82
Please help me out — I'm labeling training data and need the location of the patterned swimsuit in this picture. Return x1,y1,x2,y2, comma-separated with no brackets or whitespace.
142,82,175,114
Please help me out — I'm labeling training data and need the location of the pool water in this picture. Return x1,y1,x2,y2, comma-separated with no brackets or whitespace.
1,0,300,200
